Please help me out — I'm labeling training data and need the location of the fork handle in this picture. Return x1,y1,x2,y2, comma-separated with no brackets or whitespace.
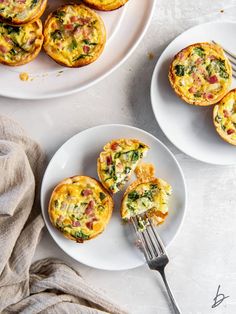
158,269,181,314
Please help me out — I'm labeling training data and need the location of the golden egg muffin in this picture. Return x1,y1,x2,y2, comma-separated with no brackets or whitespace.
0,20,43,66
97,139,149,194
0,0,47,25
121,163,172,227
82,0,129,11
48,176,113,243
168,42,232,106
213,89,236,145
43,4,106,68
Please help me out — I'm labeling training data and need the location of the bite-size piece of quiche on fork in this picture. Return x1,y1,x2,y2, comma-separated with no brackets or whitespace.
82,0,129,11
121,163,172,230
97,138,149,194
168,42,232,106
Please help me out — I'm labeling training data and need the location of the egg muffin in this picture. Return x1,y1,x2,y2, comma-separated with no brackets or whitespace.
168,42,232,106
97,139,149,194
82,0,129,11
0,0,47,25
48,176,113,243
121,163,172,227
213,89,236,145
0,20,43,66
43,4,106,68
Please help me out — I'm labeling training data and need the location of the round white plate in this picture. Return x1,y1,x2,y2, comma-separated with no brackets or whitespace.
0,0,155,100
41,124,186,270
151,21,236,165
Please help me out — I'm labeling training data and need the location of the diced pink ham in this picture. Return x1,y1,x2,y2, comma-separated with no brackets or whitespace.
82,189,92,196
227,129,234,135
196,58,202,65
203,92,214,100
106,156,112,165
83,45,90,54
86,221,93,230
78,17,90,25
72,220,81,227
64,24,74,31
188,86,197,94
207,75,218,84
111,142,118,150
70,16,78,22
223,110,229,118
0,45,7,53
85,200,94,215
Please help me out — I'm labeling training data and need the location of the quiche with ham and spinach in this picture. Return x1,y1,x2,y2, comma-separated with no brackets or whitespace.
0,0,47,25
82,0,129,11
43,4,106,67
168,42,232,106
213,89,236,145
0,19,43,66
97,139,149,194
121,163,172,228
48,176,113,243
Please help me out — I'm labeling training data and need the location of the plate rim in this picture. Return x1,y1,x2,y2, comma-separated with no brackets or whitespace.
40,123,187,270
0,0,156,100
151,20,236,166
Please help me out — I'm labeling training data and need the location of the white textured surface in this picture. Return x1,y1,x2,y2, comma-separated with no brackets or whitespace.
1,1,236,313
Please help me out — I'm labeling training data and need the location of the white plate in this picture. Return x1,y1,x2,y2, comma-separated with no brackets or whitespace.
0,0,155,100
151,21,236,165
41,124,187,270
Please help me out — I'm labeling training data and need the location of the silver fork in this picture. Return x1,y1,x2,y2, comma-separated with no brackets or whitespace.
131,216,181,314
212,40,236,78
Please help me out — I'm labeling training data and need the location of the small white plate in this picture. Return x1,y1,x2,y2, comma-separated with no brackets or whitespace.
41,124,186,270
151,21,236,165
0,0,155,99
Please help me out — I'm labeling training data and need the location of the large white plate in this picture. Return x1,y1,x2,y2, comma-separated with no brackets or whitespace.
151,21,236,165
41,124,186,270
0,0,155,100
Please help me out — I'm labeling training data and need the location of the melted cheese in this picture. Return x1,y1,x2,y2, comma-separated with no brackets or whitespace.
49,176,113,242
214,89,236,145
43,4,106,67
0,20,43,66
98,139,149,194
169,43,232,106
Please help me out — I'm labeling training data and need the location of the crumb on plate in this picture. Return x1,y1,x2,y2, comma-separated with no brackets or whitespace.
19,72,29,81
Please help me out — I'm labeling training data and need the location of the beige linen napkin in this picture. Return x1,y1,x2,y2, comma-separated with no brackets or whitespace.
0,115,128,314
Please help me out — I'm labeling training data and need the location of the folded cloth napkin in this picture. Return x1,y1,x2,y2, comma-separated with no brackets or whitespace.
0,115,128,314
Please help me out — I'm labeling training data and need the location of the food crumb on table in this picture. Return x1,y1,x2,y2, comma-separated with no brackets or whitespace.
148,52,155,60
220,9,224,13
19,72,29,82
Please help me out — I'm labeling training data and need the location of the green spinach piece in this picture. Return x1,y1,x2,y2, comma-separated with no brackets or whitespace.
51,30,62,41
128,190,139,201
193,47,205,58
175,64,185,76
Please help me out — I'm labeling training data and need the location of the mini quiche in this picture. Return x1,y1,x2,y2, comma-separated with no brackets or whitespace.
43,4,106,68
82,0,129,11
0,20,43,66
168,42,232,106
213,89,236,145
48,176,113,243
97,139,149,194
0,0,47,25
121,163,172,227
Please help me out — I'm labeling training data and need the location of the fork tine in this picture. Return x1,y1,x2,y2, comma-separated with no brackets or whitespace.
212,40,236,61
131,217,151,260
212,40,236,78
147,218,165,255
